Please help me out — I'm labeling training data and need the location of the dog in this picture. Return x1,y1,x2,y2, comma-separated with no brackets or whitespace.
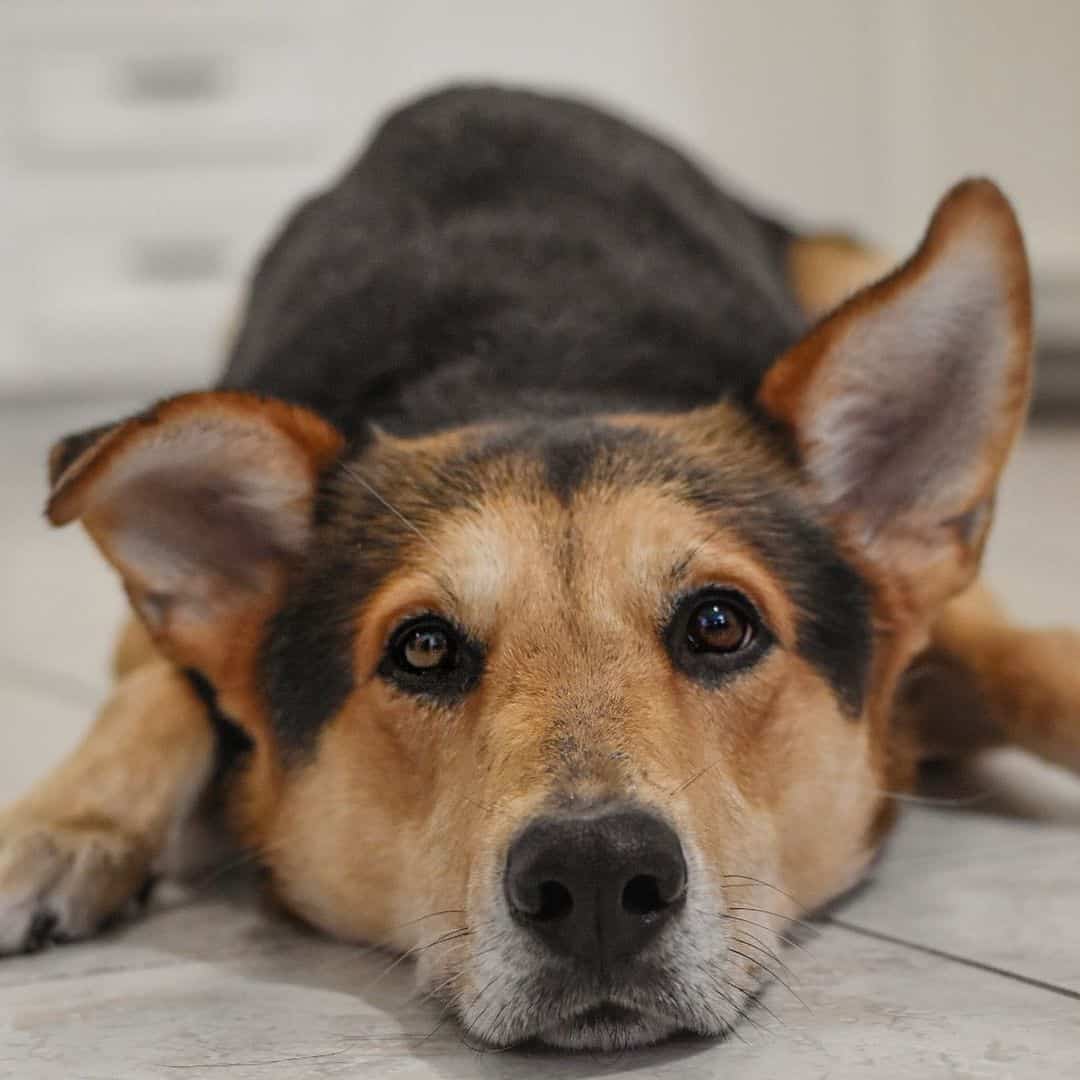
2,86,1078,1052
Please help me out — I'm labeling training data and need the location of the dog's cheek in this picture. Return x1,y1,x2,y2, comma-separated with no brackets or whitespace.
678,661,885,917
257,695,437,946
767,665,885,909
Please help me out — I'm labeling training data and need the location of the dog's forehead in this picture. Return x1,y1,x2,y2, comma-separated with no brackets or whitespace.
334,414,787,607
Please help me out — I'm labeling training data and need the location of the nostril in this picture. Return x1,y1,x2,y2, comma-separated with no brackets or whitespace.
621,874,665,916
535,880,573,922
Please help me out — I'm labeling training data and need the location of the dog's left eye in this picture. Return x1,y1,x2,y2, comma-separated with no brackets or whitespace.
379,615,484,698
664,588,772,684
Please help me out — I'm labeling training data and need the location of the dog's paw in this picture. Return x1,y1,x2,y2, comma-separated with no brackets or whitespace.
0,817,150,955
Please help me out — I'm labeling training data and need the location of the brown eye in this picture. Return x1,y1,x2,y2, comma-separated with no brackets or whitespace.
381,615,484,699
395,622,454,672
687,599,752,654
665,588,771,686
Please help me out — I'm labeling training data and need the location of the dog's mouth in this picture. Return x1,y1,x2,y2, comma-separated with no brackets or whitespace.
531,1000,684,1051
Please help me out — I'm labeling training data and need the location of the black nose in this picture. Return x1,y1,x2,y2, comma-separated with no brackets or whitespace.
504,804,688,965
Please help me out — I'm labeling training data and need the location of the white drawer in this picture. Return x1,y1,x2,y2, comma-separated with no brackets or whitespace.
23,219,266,393
15,34,324,161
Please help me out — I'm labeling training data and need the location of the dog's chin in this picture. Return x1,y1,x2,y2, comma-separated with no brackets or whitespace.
534,1004,682,1051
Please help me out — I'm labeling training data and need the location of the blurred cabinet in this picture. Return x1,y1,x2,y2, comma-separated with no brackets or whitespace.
16,37,323,161
0,3,341,396
1,0,1077,396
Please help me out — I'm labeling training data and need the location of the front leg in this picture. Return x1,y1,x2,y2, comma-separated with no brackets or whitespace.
0,654,215,954
898,583,1080,775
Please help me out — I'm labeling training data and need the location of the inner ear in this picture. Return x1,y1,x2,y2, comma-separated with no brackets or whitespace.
758,179,1032,610
46,391,344,678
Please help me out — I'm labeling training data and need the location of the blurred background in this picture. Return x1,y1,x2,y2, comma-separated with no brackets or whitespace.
0,0,1077,407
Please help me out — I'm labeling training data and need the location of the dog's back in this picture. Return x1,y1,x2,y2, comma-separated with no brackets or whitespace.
222,86,806,435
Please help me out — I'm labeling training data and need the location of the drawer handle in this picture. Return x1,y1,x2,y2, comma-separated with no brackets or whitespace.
132,240,226,283
119,55,226,104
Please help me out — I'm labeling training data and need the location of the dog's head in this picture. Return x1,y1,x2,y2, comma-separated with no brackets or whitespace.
47,181,1031,1049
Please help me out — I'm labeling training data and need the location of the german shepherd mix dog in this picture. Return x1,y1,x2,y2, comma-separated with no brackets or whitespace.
2,87,1078,1051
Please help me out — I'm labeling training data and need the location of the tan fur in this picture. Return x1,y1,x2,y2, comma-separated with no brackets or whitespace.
0,652,214,948
112,617,157,679
898,583,1080,773
788,234,897,319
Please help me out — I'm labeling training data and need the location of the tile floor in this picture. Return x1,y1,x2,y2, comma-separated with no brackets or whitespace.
1,401,1078,1080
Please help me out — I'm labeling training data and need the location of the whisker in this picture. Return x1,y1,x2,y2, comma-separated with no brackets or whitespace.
366,909,484,962
365,927,471,990
421,970,466,1004
727,905,818,934
718,912,811,953
383,909,467,935
458,977,509,1053
339,461,442,557
702,978,754,1045
415,940,502,1009
416,1008,457,1048
718,992,766,1037
692,906,810,953
720,874,803,906
667,759,723,798
728,946,791,986
727,949,811,1012
728,979,786,1028
728,932,798,980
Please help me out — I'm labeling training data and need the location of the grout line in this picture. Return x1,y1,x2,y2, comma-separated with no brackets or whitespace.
0,655,102,708
825,917,1080,1003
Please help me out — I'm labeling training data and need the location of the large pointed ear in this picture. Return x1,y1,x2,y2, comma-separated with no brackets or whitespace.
46,392,344,683
758,180,1033,623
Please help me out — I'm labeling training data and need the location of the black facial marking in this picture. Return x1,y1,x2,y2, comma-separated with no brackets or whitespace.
183,668,253,775
475,421,658,504
261,554,360,759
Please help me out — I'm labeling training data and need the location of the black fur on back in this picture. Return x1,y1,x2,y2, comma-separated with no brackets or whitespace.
221,85,806,436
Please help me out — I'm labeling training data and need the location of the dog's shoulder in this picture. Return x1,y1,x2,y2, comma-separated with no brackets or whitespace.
222,86,807,437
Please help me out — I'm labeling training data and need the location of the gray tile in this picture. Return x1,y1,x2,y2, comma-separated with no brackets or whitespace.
1,888,1078,1080
839,803,1080,993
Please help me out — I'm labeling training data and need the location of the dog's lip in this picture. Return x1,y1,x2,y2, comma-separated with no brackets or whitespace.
534,998,671,1037
568,1002,641,1025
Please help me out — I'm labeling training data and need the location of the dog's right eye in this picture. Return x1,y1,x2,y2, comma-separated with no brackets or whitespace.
379,615,484,699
